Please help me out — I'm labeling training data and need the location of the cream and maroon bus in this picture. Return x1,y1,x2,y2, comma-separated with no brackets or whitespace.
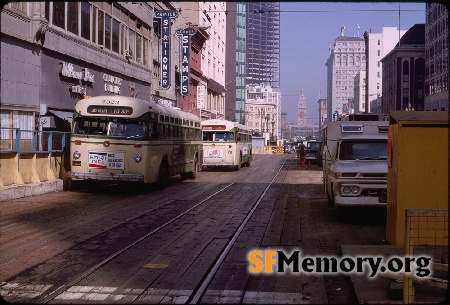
68,96,202,189
201,119,252,171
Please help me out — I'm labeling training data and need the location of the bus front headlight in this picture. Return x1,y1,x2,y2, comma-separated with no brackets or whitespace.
73,151,81,159
134,154,142,162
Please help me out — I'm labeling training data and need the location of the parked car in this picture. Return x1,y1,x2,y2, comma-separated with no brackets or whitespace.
304,140,323,164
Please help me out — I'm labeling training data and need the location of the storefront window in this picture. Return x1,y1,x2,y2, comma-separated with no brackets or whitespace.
67,2,79,35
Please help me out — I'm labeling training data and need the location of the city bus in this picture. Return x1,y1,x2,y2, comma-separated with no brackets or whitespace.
201,119,252,171
68,96,202,189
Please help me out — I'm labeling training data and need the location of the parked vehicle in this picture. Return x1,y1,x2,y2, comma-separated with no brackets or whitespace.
322,118,389,221
305,140,322,164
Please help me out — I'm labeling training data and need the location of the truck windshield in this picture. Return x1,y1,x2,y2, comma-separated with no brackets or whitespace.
203,132,235,142
339,139,387,160
307,142,321,150
73,117,148,139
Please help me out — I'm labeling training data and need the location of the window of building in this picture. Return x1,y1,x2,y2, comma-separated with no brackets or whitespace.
67,2,78,35
48,2,150,66
81,2,90,40
98,10,104,46
53,2,65,29
105,13,112,50
129,29,136,60
112,18,120,53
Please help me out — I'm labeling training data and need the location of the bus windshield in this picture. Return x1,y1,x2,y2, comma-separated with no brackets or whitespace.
338,139,387,160
203,131,235,142
73,117,148,139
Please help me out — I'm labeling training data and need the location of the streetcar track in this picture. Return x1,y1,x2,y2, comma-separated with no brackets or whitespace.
188,159,287,304
36,155,286,304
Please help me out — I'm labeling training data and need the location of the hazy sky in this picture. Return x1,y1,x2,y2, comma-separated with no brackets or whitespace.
279,1,426,124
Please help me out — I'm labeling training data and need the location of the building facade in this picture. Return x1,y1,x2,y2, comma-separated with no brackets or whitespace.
363,27,406,114
381,24,426,112
297,89,307,126
424,3,448,111
317,97,327,135
245,2,280,88
245,84,280,141
1,2,166,134
196,2,226,120
325,25,366,122
224,2,246,123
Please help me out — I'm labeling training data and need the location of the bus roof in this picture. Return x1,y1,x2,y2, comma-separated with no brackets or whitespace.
201,119,251,133
74,95,200,122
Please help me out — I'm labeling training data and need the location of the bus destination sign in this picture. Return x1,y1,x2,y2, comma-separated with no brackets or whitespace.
87,105,133,115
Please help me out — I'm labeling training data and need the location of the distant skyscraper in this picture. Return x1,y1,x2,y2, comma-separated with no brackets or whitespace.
246,2,280,88
225,2,247,123
297,89,307,125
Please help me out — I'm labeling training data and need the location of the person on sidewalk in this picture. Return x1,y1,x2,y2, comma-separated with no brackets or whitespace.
297,141,306,162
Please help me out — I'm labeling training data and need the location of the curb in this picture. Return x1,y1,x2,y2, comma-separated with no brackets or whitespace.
0,180,64,202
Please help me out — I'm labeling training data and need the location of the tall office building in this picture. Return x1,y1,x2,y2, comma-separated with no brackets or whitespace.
225,2,247,123
246,2,280,88
326,25,366,121
424,3,448,111
297,89,307,125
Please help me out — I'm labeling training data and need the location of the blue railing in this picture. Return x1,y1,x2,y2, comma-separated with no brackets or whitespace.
0,127,70,169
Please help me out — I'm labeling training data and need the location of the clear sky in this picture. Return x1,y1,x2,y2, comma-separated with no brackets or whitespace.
279,1,426,125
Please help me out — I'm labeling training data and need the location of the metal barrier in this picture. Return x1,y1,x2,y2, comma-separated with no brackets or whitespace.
381,208,449,303
403,208,448,304
0,127,70,187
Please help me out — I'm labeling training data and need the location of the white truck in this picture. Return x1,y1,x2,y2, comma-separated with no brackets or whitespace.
322,118,389,221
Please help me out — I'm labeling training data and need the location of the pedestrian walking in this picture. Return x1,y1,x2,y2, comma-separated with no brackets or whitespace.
297,141,306,162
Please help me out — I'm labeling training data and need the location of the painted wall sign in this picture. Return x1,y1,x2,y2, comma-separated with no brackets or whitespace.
154,10,178,90
152,95,176,108
176,28,196,96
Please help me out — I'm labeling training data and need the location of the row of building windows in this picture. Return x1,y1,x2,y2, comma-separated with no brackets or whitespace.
45,2,152,66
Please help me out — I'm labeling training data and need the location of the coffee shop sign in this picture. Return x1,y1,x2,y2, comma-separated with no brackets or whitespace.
60,62,95,83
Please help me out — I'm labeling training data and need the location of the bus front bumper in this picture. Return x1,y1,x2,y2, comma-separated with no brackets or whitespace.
68,171,144,182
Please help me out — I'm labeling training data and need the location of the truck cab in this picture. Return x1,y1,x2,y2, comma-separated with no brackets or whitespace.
322,119,389,221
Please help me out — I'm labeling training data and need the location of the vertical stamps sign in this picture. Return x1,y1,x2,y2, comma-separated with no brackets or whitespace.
176,28,196,96
154,10,178,90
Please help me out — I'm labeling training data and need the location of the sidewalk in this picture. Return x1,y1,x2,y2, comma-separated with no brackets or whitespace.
0,179,64,202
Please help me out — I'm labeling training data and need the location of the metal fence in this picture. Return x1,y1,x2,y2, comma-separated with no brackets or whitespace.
0,127,70,169
403,208,448,304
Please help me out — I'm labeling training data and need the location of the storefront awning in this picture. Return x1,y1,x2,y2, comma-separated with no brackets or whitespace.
48,109,73,123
